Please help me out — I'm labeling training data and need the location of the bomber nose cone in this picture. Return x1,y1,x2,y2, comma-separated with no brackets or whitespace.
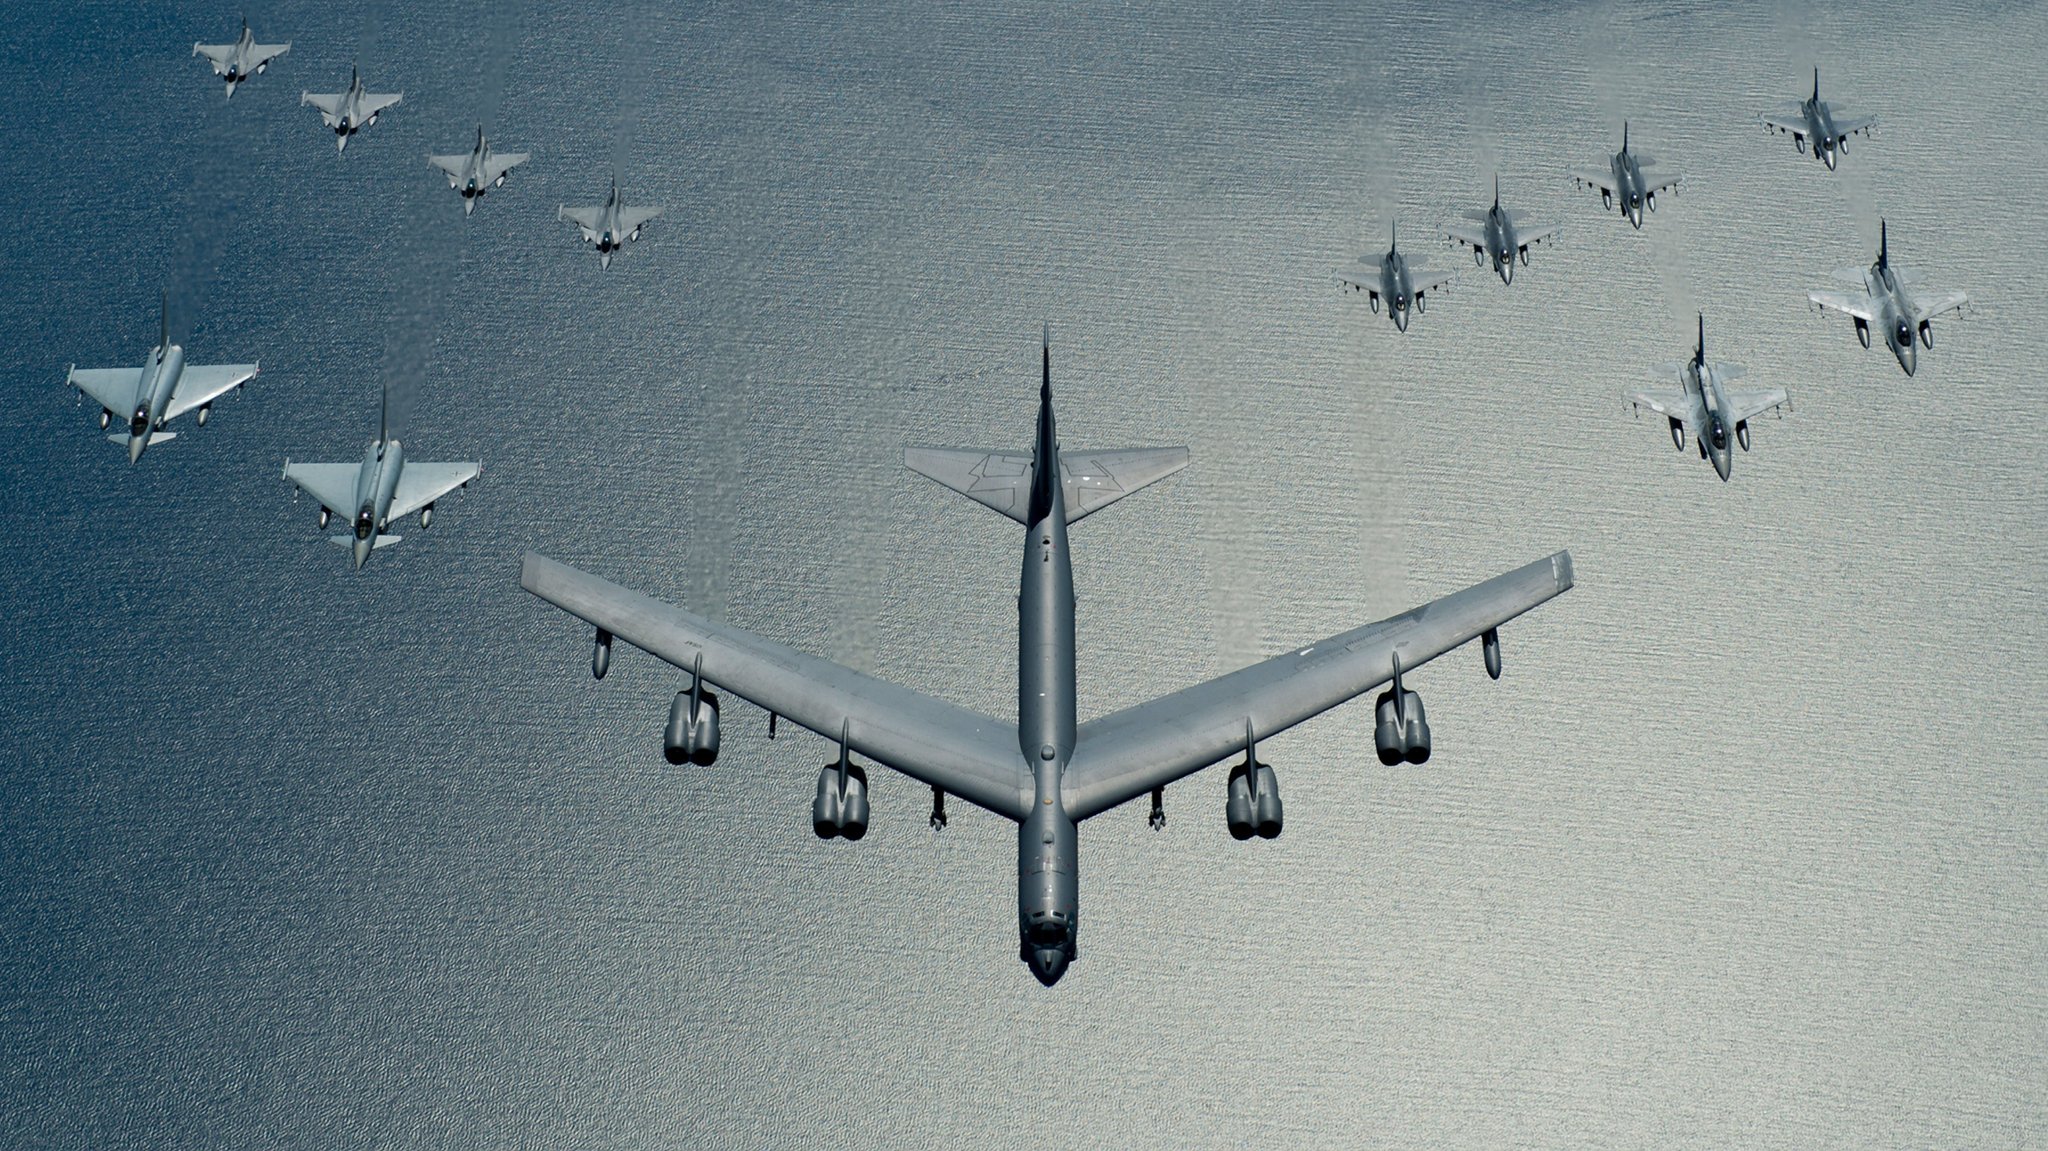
128,435,146,464
352,538,371,570
1028,947,1070,986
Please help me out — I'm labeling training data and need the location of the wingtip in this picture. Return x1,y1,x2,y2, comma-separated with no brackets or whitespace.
1553,550,1576,590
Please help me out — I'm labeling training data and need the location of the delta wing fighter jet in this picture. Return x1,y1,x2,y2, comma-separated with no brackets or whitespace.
1806,221,1967,377
1761,68,1875,171
192,19,289,98
301,66,401,152
429,126,530,215
558,178,660,269
1571,122,1682,229
64,295,257,464
1628,315,1789,482
283,392,479,570
1445,177,1561,285
1338,224,1455,331
521,331,1575,986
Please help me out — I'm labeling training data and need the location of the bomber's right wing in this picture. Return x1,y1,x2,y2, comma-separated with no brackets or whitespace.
1335,263,1383,303
282,462,360,516
1808,288,1877,322
521,553,1030,821
66,366,143,414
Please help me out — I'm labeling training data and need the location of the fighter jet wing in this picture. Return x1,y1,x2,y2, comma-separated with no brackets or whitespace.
1832,115,1876,142
1057,552,1574,821
1628,387,1704,426
247,42,289,70
194,42,236,69
1644,170,1683,196
1514,225,1561,254
559,205,605,238
301,91,343,123
1412,266,1456,298
619,205,662,231
1808,288,1878,322
1443,223,1489,253
1335,266,1382,301
428,153,470,181
283,463,361,515
1571,167,1618,195
521,553,1030,821
360,91,403,118
1761,110,1809,143
164,363,258,421
1725,388,1790,424
483,151,529,182
388,461,480,521
1908,287,1968,324
66,366,143,413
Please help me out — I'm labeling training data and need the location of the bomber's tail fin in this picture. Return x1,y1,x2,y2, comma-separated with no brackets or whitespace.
906,445,1188,525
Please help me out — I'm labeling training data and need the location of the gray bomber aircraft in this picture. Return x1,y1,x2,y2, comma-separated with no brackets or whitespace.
1805,220,1967,377
558,178,661,269
1337,224,1455,331
301,66,401,152
1570,122,1682,229
64,296,258,464
520,333,1575,986
192,19,289,98
1761,68,1875,171
1628,315,1790,482
429,126,530,216
283,392,479,570
1444,177,1561,285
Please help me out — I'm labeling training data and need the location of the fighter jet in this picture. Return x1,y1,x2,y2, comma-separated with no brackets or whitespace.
282,391,479,570
1570,122,1682,229
520,331,1575,986
558,178,661,269
64,295,258,464
429,126,530,216
1337,224,1455,332
300,66,401,152
1805,220,1967,377
1761,68,1875,171
1444,177,1560,285
1627,315,1789,482
192,18,289,98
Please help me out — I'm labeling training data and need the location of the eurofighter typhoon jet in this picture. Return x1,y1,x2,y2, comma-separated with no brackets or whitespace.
558,178,661,269
192,19,289,98
1627,315,1790,482
64,296,258,464
429,126,530,216
521,331,1575,986
1338,224,1455,331
1570,122,1682,229
1761,68,1875,171
1444,177,1561,285
282,392,479,570
1805,221,1967,376
300,66,401,152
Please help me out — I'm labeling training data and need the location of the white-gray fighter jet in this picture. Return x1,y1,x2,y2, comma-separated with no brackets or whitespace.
300,66,401,152
1570,122,1682,229
283,393,479,570
1337,224,1455,331
1444,177,1561,285
1628,315,1790,482
558,178,661,269
429,126,530,216
64,296,258,464
1761,68,1875,171
192,19,289,99
520,331,1575,986
1805,220,1967,377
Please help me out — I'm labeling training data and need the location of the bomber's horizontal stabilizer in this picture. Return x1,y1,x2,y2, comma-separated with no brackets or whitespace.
905,446,1189,524
329,534,403,550
106,431,177,448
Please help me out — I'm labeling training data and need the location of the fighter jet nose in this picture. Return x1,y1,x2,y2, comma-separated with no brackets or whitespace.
464,198,475,217
128,436,145,464
1714,453,1732,482
1029,947,1070,986
352,539,370,570
599,254,612,270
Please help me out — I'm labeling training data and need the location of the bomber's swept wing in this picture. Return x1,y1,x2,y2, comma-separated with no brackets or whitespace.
301,91,343,121
1808,288,1877,322
283,463,360,515
1058,553,1574,820
1725,388,1791,424
67,366,143,413
521,553,1030,820
388,462,480,521
904,447,1188,525
165,363,257,420
1908,287,1968,324
483,151,530,182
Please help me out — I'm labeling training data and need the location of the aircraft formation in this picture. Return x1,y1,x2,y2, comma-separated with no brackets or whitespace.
55,34,1970,985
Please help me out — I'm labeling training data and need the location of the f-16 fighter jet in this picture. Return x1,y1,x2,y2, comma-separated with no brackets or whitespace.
283,392,479,570
301,66,401,152
521,330,1575,986
1761,68,1875,171
1628,315,1790,482
64,295,258,464
1444,177,1561,285
429,126,530,216
1805,220,1967,377
1570,122,1682,229
192,19,289,98
558,178,660,269
1338,224,1455,331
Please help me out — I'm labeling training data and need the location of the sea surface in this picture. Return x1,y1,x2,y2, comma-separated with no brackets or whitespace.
2,2,2043,1147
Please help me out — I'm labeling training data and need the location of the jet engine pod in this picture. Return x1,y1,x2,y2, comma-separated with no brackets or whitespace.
1669,418,1685,451
1374,690,1404,765
1375,690,1430,763
1402,693,1431,764
1736,421,1751,452
1225,764,1254,840
591,628,612,679
1252,765,1282,839
663,687,721,765
813,763,870,839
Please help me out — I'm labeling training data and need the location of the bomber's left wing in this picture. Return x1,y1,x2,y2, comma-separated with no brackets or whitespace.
1411,265,1455,299
66,366,143,413
388,461,480,521
1644,169,1683,196
521,553,1030,820
1058,553,1573,821
164,363,257,421
1908,287,1968,324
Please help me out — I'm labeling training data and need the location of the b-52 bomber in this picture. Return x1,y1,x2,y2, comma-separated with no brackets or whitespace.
1805,221,1967,377
1445,177,1561,285
1571,122,1681,229
283,392,479,570
1338,224,1455,331
301,66,401,152
1627,315,1790,482
1761,68,1874,171
521,331,1575,986
64,296,257,464
192,19,289,99
429,126,530,216
558,178,661,269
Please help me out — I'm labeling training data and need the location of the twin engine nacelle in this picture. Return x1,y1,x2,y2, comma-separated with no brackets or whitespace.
1375,689,1432,764
663,686,720,765
813,763,870,840
1224,762,1283,840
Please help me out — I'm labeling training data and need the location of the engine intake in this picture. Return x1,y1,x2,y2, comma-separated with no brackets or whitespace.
1374,689,1431,764
663,681,720,765
813,762,870,840
1225,762,1282,840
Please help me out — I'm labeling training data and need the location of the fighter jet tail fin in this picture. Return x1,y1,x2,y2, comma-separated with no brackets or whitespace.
1812,66,1821,101
1878,218,1889,268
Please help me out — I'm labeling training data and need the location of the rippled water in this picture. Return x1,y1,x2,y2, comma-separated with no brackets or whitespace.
2,3,2042,1147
